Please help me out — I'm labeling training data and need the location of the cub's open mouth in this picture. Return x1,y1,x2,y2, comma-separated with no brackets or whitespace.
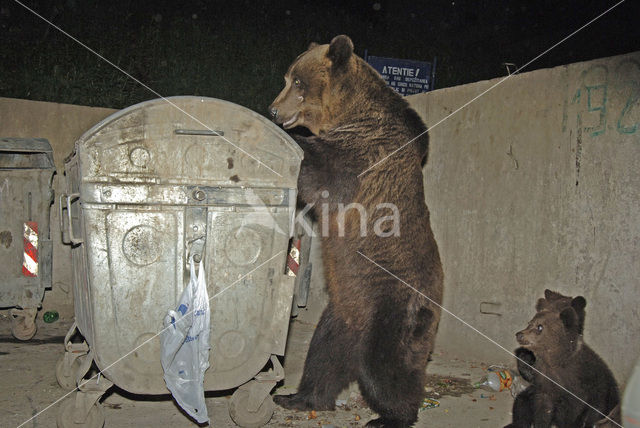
282,111,300,129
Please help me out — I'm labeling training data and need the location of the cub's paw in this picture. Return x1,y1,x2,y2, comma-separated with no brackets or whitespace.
515,347,536,383
515,347,536,365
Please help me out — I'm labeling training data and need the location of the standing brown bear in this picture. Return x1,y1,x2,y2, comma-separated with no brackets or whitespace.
269,35,443,427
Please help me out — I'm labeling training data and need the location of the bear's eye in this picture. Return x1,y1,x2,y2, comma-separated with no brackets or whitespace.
537,324,543,333
293,78,301,88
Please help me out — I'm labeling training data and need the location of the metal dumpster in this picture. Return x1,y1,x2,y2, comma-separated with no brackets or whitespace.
57,96,302,428
0,138,55,340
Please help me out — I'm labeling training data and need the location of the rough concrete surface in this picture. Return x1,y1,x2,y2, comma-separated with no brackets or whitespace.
408,51,640,384
0,315,514,428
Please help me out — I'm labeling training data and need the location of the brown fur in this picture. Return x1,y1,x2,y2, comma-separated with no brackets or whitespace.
536,289,586,331
506,296,619,428
516,289,587,383
270,35,443,428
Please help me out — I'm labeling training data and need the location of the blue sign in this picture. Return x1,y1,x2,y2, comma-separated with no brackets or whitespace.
365,54,436,96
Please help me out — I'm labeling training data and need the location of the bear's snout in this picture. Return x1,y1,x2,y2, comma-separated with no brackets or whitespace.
269,106,278,120
516,331,527,345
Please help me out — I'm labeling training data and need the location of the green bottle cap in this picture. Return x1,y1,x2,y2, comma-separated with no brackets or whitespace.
43,310,59,323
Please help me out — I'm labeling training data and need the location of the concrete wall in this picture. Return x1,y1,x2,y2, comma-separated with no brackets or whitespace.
408,51,640,383
0,98,116,318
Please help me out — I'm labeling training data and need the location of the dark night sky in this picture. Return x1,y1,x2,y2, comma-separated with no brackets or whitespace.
1,0,639,111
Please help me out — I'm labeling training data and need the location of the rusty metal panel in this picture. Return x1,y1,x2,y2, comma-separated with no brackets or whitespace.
62,97,301,394
0,138,55,309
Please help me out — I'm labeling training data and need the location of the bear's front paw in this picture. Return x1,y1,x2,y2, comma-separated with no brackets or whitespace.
515,347,536,365
273,393,316,411
515,346,537,383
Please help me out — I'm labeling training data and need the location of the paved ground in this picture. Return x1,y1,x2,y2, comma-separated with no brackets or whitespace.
0,312,516,428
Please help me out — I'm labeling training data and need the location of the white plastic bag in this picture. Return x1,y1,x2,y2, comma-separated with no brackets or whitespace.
161,257,211,424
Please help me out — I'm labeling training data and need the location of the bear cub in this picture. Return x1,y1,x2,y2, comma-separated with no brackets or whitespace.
514,289,587,384
507,292,619,428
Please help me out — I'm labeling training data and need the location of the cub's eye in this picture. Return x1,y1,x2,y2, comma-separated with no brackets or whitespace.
293,78,301,87
537,324,543,333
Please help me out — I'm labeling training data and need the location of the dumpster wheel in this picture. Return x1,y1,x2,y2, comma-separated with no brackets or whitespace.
56,322,92,390
10,308,37,341
56,395,105,428
229,382,275,427
55,354,88,390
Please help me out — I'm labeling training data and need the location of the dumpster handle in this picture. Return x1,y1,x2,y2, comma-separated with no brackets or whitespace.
66,193,84,245
174,129,224,136
59,193,71,245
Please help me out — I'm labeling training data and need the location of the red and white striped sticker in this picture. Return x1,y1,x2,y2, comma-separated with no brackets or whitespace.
285,239,301,277
22,221,38,277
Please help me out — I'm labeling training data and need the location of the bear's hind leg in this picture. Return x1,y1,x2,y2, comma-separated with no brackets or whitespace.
274,306,355,411
359,355,424,427
359,304,435,427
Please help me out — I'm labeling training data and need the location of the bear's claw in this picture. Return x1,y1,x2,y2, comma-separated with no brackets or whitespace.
274,393,337,411
273,394,314,411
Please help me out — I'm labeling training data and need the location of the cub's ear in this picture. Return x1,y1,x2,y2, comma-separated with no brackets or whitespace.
560,307,579,332
327,35,353,71
571,296,586,312
307,42,319,50
544,289,562,301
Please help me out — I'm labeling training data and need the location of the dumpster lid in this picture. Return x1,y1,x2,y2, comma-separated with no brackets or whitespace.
0,138,53,154
71,96,302,188
0,138,55,170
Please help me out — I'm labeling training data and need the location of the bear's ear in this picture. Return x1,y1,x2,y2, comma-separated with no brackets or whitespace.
571,296,586,312
560,307,579,332
535,297,549,312
327,35,353,71
308,42,319,50
544,289,562,301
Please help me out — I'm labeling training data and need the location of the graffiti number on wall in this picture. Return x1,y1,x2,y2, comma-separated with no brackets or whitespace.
563,60,639,138
617,78,639,134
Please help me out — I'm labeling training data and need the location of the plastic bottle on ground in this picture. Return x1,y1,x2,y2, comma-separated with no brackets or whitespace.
474,370,513,392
